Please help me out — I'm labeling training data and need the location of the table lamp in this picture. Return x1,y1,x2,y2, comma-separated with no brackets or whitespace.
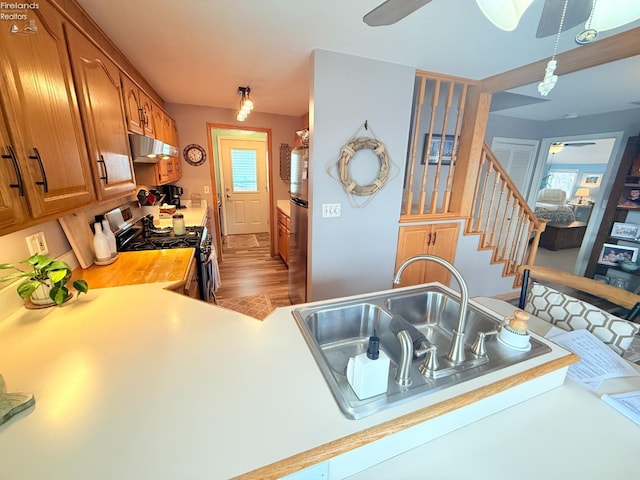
575,187,590,204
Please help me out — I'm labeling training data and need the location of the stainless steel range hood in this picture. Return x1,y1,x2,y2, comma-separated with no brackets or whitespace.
129,134,179,163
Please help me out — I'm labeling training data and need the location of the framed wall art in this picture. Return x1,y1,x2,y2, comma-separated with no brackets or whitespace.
580,173,602,187
611,222,639,240
422,134,457,165
598,243,639,266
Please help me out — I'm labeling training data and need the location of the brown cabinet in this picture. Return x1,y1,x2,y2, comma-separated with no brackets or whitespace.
0,115,30,229
65,26,136,201
539,221,587,250
134,157,182,186
121,74,155,137
277,208,290,266
394,222,460,287
0,2,95,230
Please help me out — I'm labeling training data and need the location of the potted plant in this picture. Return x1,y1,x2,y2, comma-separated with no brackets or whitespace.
0,254,89,306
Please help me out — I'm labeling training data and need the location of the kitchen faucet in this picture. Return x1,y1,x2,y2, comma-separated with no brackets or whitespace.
393,255,469,365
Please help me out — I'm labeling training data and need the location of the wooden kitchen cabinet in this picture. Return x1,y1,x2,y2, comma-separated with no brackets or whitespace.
394,222,460,288
65,26,136,201
0,114,30,230
121,74,156,137
134,157,182,186
277,208,290,266
0,1,95,227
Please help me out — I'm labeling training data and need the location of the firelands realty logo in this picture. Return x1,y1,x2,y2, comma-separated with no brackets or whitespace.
1,2,39,34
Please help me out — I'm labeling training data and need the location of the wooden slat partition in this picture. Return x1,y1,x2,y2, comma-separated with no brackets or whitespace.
400,72,544,283
402,72,477,216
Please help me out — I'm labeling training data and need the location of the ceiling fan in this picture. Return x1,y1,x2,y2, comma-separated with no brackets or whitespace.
552,141,597,147
363,0,640,38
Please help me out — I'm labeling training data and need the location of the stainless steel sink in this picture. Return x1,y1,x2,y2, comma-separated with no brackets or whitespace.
292,285,551,419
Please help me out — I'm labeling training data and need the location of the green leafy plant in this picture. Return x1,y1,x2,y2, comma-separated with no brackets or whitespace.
0,254,88,306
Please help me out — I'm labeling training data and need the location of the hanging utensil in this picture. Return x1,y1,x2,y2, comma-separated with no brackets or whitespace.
137,189,149,206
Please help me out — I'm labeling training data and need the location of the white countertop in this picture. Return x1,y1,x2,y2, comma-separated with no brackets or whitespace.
0,287,635,479
277,199,290,217
349,296,640,479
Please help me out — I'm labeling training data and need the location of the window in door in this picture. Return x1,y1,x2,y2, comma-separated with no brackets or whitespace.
230,149,258,192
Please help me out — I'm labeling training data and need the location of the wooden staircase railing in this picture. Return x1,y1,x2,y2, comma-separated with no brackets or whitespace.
465,143,546,282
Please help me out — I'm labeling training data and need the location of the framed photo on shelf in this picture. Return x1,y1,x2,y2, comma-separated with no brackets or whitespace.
611,222,639,240
617,186,640,209
580,173,602,187
598,243,639,266
422,134,457,165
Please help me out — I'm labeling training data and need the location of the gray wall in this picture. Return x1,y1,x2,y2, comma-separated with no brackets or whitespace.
308,50,415,301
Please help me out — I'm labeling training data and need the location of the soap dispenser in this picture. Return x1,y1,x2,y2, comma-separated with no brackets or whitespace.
346,333,390,399
98,216,117,258
92,222,111,263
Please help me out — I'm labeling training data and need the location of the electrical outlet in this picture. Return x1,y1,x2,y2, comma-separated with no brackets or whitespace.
322,203,341,218
26,231,49,256
203,185,210,194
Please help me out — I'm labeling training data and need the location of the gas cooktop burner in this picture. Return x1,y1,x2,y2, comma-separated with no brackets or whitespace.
117,223,205,252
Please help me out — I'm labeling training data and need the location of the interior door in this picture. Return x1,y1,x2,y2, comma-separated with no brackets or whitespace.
490,137,538,198
220,138,268,235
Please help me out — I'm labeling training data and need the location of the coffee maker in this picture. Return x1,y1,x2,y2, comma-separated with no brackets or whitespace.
163,184,185,209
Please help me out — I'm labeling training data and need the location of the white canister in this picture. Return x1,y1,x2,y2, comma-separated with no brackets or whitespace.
172,213,186,235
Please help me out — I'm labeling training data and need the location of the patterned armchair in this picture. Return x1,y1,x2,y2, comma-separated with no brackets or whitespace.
518,265,640,356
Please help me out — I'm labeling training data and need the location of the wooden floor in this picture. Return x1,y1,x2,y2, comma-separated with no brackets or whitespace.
214,232,292,308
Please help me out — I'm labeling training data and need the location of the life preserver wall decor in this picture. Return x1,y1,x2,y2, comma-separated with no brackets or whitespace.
327,122,398,207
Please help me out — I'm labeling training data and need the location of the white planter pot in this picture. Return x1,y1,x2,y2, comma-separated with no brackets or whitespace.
29,283,55,306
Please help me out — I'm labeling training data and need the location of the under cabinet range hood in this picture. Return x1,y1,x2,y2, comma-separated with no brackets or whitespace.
129,134,179,163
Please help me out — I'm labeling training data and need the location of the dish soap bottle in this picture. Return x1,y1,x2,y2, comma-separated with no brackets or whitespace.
98,216,117,258
346,333,390,399
92,222,111,263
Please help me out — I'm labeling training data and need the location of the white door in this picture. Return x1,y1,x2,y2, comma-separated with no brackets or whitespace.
491,137,539,198
219,138,269,235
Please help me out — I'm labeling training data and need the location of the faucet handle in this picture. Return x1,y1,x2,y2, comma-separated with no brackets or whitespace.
418,345,439,377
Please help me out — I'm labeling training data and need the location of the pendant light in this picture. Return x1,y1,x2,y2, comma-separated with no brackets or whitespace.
236,86,254,122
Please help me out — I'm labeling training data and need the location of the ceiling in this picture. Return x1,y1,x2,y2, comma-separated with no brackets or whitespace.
74,0,640,121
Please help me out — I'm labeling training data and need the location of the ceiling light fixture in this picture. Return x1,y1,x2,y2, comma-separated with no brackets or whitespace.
537,0,569,97
549,142,564,154
475,0,534,32
236,86,254,122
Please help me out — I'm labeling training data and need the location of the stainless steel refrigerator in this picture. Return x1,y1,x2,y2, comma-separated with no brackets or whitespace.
288,146,308,304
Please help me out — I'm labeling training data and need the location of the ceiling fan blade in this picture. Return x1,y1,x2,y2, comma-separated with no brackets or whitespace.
363,0,433,26
564,142,597,147
536,0,592,38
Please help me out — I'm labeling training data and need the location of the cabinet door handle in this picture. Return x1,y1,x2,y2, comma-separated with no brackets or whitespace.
426,232,432,246
3,145,25,196
28,147,48,193
432,232,437,244
138,107,146,126
97,155,109,183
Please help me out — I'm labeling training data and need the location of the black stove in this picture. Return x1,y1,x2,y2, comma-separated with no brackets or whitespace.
118,225,204,252
115,215,214,302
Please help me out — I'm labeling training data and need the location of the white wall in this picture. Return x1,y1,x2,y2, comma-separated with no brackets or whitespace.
308,50,415,301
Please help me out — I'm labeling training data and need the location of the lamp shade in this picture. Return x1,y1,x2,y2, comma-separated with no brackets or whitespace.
549,143,564,154
475,0,534,31
575,188,590,197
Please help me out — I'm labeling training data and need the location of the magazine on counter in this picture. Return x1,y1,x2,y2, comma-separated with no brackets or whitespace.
601,391,640,426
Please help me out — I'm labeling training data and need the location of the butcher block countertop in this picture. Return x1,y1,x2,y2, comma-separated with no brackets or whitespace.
70,248,195,289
